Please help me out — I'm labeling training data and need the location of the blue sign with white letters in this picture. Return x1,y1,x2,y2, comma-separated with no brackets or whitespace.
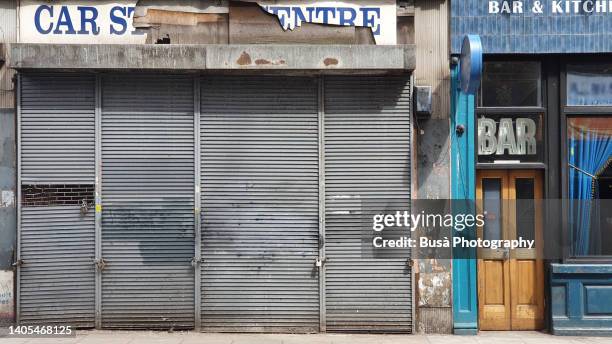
451,0,612,53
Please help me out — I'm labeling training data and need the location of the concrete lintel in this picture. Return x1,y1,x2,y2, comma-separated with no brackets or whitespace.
9,44,416,71
10,44,206,70
206,45,415,70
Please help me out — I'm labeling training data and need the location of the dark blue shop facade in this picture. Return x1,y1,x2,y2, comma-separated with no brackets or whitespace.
451,0,612,336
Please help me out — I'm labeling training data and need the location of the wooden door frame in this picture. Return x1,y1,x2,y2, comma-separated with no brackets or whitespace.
476,170,545,331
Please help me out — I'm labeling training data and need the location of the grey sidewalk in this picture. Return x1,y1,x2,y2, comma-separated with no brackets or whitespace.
1,331,611,344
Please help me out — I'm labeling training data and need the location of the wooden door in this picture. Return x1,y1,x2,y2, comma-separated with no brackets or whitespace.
477,171,511,330
476,170,544,331
508,170,545,330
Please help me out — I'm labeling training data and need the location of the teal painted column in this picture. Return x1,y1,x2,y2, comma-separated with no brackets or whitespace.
451,63,478,335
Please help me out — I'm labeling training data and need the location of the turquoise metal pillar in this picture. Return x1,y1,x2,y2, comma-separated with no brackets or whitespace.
451,36,480,334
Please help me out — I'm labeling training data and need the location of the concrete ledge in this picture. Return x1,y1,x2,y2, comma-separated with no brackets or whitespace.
9,43,416,71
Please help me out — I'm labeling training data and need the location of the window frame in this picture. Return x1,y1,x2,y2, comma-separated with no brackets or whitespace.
478,59,543,109
561,55,612,262
476,56,547,170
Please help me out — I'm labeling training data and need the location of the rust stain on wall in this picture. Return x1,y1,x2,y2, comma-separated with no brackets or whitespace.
254,58,286,65
323,57,339,66
236,51,252,65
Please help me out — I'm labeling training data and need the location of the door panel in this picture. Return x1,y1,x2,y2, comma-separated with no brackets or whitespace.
477,170,544,331
19,74,96,327
101,75,195,329
477,171,511,330
199,76,320,333
324,76,412,333
508,171,544,330
480,260,510,330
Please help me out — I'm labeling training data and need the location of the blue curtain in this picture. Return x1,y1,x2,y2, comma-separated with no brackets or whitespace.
568,130,612,256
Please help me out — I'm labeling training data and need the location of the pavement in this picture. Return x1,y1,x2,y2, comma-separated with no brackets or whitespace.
0,331,611,344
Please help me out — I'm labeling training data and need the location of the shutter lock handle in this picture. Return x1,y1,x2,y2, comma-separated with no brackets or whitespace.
191,257,203,267
316,257,327,267
94,258,107,271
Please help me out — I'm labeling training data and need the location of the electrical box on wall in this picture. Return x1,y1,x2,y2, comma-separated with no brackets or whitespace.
414,85,432,120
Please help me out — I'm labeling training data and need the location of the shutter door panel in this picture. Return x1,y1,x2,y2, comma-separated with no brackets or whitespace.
324,76,412,333
200,76,320,333
101,75,195,329
20,75,95,184
20,208,95,327
19,74,96,327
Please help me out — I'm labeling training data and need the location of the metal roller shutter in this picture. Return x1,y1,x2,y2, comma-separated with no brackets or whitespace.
200,76,320,333
19,74,96,327
324,76,412,333
101,75,195,329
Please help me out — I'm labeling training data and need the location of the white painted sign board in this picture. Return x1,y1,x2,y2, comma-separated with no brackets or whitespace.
19,0,146,44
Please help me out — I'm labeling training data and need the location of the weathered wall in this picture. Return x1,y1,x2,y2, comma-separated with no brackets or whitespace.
10,43,416,71
414,0,452,334
0,109,16,326
0,109,15,269
0,0,16,108
0,0,16,327
0,3,15,311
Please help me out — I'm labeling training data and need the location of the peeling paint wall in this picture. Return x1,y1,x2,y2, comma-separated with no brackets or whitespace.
0,109,16,269
414,0,452,334
0,271,14,325
132,1,408,45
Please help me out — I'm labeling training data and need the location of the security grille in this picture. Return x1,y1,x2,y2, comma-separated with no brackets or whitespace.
200,76,320,333
100,75,195,329
18,73,412,333
19,74,96,327
324,76,413,333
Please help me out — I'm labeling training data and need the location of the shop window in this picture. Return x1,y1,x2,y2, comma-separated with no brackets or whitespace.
479,61,542,107
477,113,544,164
567,117,612,256
567,64,612,106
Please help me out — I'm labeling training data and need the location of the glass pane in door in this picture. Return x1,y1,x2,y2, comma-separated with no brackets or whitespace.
515,178,535,242
483,178,503,241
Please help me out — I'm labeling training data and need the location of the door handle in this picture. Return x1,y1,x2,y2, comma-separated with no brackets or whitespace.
502,248,509,259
